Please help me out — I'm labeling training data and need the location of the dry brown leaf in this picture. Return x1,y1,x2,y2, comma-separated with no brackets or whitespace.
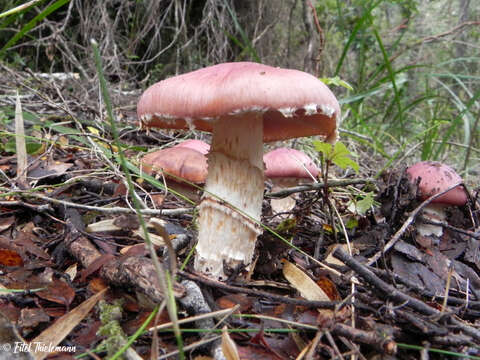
36,279,76,307
282,260,333,319
221,326,240,360
282,260,330,301
316,276,341,301
64,263,77,281
0,248,24,266
0,216,15,233
324,244,350,267
31,288,107,360
28,161,73,180
15,91,27,184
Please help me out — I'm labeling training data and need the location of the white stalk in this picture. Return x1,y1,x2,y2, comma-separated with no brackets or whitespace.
194,113,264,280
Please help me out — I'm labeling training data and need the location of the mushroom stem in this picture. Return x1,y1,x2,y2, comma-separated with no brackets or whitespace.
417,203,447,237
194,113,264,280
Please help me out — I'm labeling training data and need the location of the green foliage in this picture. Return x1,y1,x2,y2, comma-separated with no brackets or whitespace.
4,138,42,154
313,140,359,173
356,192,376,215
321,0,480,173
0,0,71,60
352,191,378,216
320,76,354,91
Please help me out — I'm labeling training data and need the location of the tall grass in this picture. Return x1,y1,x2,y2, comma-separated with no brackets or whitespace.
0,0,70,59
328,0,480,175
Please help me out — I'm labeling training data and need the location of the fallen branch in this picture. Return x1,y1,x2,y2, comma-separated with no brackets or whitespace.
21,191,192,216
265,178,374,198
64,209,185,302
331,323,397,355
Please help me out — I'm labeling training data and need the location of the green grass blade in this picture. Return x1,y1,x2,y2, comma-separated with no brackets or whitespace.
0,0,45,19
0,0,70,58
334,0,382,76
223,0,260,62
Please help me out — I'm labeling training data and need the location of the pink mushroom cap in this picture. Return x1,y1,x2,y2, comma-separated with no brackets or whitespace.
173,139,210,155
264,148,319,180
142,147,207,184
137,62,340,143
406,161,467,206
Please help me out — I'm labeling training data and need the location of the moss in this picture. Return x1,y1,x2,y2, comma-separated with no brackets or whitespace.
97,300,128,358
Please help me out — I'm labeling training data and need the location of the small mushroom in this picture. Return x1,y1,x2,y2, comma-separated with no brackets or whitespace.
406,161,467,242
264,148,320,216
142,146,208,201
138,62,340,279
173,139,210,155
264,147,320,187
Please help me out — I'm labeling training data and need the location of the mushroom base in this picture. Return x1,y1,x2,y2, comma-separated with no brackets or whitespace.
194,114,264,280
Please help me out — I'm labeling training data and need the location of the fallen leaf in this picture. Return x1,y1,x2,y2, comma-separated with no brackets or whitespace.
14,230,50,260
316,276,341,301
282,259,333,319
31,288,107,360
87,277,108,293
282,260,330,302
0,248,24,266
222,326,240,360
64,263,77,282
0,216,15,233
36,279,76,307
18,308,50,328
28,161,73,180
78,254,115,283
270,196,296,217
217,294,253,312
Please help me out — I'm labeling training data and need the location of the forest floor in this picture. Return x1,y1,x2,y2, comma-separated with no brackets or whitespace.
1,68,480,360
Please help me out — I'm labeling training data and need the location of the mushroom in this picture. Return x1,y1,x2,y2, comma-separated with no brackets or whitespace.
142,146,208,201
264,147,320,187
406,161,467,242
173,139,210,155
137,62,340,279
264,148,320,216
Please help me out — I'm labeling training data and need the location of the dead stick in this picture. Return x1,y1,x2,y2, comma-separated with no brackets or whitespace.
265,178,374,198
22,192,191,216
331,323,397,355
178,270,345,310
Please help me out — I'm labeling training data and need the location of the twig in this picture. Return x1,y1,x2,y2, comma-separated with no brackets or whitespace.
339,128,373,142
148,306,239,332
19,192,192,216
331,323,397,355
423,21,480,42
366,181,464,265
370,266,480,309
0,200,53,213
420,216,480,239
178,270,344,310
265,178,374,198
157,335,222,360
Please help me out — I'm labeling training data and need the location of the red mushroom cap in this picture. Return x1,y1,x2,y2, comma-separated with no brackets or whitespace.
137,62,340,143
142,147,207,184
406,161,467,206
173,139,210,155
264,148,319,180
